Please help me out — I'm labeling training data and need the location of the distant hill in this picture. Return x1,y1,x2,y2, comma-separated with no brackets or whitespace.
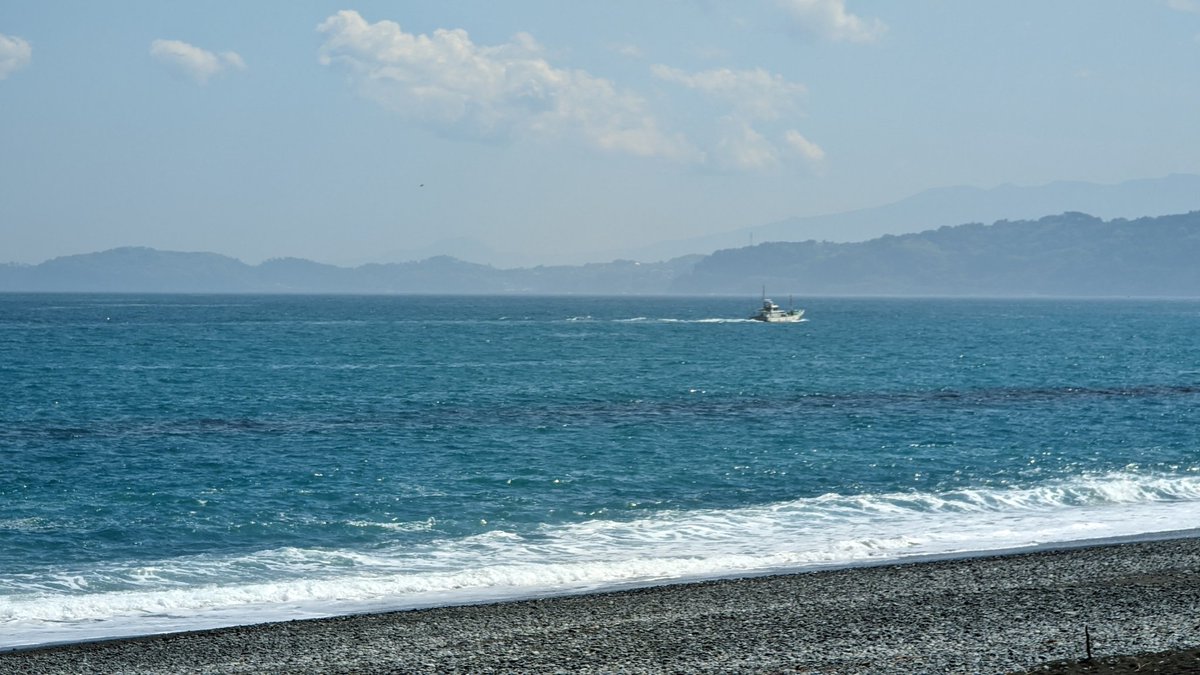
673,211,1200,297
3,211,1200,297
0,247,702,295
614,173,1200,262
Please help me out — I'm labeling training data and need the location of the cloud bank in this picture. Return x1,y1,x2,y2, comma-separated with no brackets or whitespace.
316,10,832,171
317,10,699,162
0,32,32,80
150,39,245,84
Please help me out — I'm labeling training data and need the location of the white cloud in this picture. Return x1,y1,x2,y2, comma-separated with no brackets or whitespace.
653,64,822,170
716,121,780,171
783,129,826,162
150,39,246,84
651,65,806,120
221,51,246,71
608,42,644,59
777,0,887,43
316,10,699,162
712,125,826,171
0,32,32,80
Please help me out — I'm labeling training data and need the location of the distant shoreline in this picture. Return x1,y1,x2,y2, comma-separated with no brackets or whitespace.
5,535,1200,673
5,210,1200,296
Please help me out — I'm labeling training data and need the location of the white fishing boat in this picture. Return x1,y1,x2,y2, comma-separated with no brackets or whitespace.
750,292,804,322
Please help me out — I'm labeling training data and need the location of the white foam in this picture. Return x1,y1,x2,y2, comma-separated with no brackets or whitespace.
615,317,756,323
3,471,1199,650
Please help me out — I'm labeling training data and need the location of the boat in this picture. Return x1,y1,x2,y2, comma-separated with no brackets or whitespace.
750,292,804,322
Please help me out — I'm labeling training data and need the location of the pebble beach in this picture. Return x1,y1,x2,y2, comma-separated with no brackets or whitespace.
4,536,1200,674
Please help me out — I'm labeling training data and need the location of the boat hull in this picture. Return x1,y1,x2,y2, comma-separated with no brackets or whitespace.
751,310,804,323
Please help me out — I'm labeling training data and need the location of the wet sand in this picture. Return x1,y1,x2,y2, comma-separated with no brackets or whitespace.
4,536,1200,674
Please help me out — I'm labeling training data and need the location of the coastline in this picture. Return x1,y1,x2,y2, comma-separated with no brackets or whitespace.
5,536,1200,673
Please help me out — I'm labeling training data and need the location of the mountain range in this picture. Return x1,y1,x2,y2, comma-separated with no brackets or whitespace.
4,210,1200,297
602,173,1200,263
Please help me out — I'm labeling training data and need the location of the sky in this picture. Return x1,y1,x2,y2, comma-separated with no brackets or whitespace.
2,1,1199,267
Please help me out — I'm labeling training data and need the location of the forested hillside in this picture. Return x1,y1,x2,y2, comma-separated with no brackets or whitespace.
673,211,1200,296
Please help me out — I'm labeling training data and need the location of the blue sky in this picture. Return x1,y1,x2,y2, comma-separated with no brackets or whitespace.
2,1,1199,267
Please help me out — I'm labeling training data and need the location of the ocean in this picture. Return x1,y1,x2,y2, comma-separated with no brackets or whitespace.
2,293,1199,650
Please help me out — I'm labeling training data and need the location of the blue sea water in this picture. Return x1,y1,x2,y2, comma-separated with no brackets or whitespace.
2,293,1200,649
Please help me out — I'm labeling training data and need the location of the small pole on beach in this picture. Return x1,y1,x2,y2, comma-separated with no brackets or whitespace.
1084,625,1093,662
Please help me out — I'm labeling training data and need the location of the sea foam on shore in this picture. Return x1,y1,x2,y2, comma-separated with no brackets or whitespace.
4,536,1200,674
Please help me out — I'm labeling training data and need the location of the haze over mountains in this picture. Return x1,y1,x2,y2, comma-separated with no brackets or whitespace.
602,173,1200,264
315,175,1200,268
4,175,1200,297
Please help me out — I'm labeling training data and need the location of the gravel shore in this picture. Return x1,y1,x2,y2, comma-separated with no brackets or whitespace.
4,537,1200,674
